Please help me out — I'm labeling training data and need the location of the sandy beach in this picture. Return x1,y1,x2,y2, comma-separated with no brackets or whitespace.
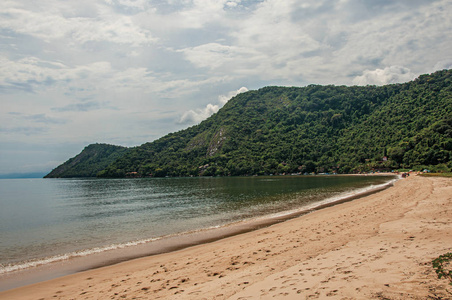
1,175,451,299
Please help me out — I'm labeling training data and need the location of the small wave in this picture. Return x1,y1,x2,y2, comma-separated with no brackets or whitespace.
0,223,234,275
0,237,162,275
256,177,398,220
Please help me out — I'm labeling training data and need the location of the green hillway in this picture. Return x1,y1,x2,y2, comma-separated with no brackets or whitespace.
46,69,452,178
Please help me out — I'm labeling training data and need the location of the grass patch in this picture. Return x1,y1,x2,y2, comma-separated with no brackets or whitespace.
419,173,452,178
433,253,452,285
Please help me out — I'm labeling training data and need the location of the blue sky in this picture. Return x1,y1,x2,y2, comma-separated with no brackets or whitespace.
1,0,451,175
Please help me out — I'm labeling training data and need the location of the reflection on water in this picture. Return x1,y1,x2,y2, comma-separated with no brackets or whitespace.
0,175,394,270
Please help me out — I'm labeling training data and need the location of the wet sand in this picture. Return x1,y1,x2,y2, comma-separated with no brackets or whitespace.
1,175,451,299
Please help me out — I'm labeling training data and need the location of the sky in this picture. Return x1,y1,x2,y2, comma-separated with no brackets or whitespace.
1,0,451,176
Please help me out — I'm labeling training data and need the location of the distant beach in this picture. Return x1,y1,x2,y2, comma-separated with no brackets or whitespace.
1,175,451,299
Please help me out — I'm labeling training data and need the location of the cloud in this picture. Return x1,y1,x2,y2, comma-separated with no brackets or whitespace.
179,103,220,124
176,0,229,29
179,43,240,69
0,55,235,105
0,56,112,93
0,126,47,136
179,86,248,124
178,2,321,80
6,111,65,124
0,0,156,46
433,59,452,71
1,113,65,138
218,86,248,105
225,1,240,8
352,66,416,85
105,0,148,12
52,101,116,112
22,113,67,124
175,0,451,85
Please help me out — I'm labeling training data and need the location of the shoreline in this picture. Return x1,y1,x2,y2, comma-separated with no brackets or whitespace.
0,176,397,292
2,175,451,299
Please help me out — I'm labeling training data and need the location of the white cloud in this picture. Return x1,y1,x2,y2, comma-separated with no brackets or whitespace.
177,0,228,29
225,1,239,8
352,66,416,86
179,87,248,124
105,0,148,10
176,0,451,85
0,0,156,46
178,1,322,80
179,103,220,124
0,55,232,101
179,43,251,69
218,86,248,105
433,59,452,71
0,56,113,91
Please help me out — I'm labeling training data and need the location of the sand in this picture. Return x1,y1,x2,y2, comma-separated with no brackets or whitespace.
1,175,451,299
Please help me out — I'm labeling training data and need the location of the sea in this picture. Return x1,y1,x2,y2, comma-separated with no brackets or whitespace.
0,175,396,291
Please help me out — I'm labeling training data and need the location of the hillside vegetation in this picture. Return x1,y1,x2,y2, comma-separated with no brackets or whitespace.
45,144,129,178
47,70,452,178
100,70,452,177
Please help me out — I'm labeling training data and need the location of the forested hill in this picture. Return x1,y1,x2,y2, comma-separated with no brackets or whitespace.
99,69,451,177
45,144,128,178
48,70,452,178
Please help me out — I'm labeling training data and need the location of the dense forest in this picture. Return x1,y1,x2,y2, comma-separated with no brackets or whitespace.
46,70,452,178
45,144,128,178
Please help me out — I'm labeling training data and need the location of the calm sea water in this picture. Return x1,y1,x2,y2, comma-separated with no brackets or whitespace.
0,175,394,275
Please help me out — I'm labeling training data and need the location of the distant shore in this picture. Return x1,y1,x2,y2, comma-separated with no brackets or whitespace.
1,175,451,299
